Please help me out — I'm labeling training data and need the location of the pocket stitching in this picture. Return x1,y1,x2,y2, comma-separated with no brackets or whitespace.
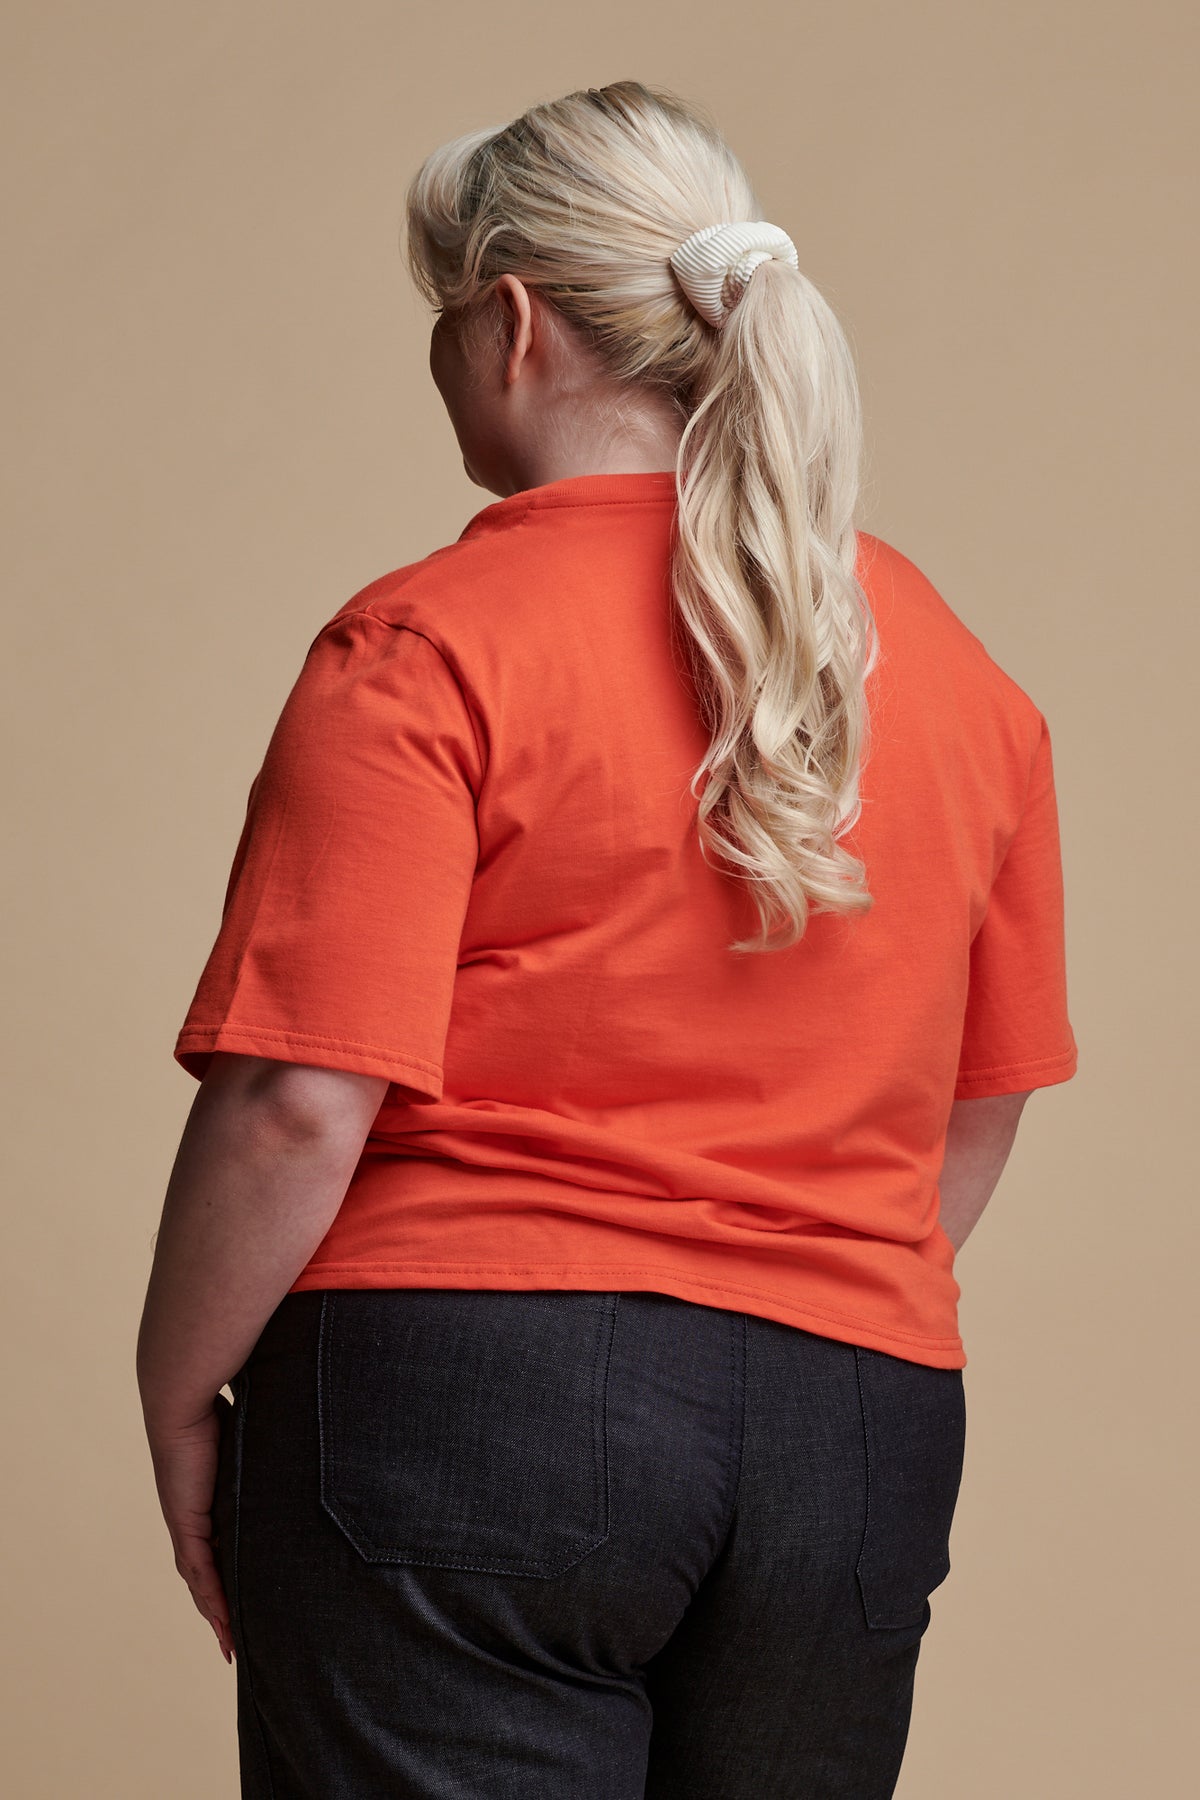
317,1290,617,1576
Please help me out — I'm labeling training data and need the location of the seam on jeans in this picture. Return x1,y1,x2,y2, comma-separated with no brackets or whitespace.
600,1296,618,1548
316,1290,333,1543
232,1370,280,1799
713,1310,747,1559
852,1347,877,1631
729,1313,747,1526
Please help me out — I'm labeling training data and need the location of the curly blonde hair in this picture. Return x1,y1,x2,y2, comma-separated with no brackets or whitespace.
403,80,880,953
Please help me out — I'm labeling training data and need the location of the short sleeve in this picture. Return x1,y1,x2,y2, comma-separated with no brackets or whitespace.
953,712,1079,1098
173,611,482,1099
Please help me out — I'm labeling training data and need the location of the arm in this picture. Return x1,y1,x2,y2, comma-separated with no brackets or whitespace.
137,1052,390,1423
937,1090,1032,1253
144,617,480,1658
136,1052,389,1658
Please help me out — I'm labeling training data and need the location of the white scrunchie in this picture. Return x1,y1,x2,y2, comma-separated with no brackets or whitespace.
670,220,799,329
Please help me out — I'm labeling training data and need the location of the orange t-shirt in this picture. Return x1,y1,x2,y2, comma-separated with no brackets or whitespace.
174,470,1078,1368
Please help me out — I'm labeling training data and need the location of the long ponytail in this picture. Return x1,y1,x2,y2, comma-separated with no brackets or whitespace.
404,79,879,952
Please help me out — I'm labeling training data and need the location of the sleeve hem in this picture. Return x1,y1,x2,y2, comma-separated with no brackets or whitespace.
173,1024,444,1099
953,1045,1078,1100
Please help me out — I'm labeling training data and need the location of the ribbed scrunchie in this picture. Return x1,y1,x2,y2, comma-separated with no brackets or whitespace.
669,220,799,329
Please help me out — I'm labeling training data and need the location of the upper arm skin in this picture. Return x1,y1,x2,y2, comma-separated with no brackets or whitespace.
939,1090,1034,1251
944,1088,1032,1167
198,1051,391,1144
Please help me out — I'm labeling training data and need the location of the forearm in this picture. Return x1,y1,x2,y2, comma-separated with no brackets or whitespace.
136,1067,372,1430
937,1091,1031,1252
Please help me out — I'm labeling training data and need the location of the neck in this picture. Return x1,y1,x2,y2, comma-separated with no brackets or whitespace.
492,407,686,499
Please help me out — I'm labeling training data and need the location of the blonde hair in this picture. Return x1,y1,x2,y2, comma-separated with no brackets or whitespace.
403,80,880,953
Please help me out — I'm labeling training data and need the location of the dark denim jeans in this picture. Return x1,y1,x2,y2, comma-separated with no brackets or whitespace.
213,1288,966,1798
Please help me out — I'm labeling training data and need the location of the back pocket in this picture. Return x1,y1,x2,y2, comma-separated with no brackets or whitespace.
853,1345,967,1629
318,1289,619,1577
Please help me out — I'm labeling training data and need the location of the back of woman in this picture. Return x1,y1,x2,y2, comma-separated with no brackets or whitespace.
140,79,1078,1800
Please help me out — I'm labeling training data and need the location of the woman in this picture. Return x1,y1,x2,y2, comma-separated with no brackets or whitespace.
137,80,1078,1799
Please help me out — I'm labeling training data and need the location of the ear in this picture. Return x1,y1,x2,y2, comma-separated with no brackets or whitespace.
492,273,536,385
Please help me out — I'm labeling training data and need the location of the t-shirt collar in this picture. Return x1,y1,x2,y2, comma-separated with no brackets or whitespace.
458,469,678,540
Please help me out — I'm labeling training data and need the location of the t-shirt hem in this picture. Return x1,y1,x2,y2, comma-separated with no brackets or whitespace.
173,1024,443,1096
285,1259,967,1369
953,1044,1078,1099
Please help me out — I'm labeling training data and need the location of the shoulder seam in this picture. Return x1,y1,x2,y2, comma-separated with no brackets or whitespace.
334,609,489,792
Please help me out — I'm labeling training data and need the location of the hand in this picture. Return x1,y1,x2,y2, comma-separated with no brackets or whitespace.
144,1396,236,1664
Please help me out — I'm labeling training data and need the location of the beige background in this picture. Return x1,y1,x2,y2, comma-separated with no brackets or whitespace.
3,3,1194,1794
